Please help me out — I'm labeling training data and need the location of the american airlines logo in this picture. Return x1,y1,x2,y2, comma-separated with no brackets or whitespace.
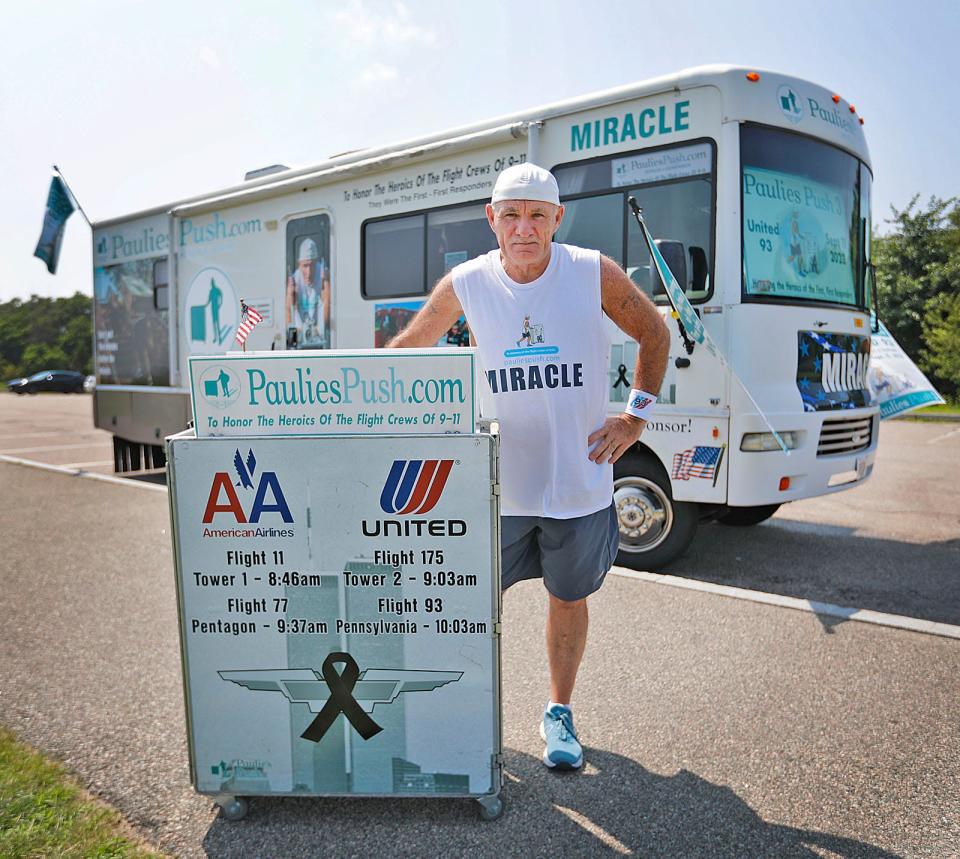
379,460,454,515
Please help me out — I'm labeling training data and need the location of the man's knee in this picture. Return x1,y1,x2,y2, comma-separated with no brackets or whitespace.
548,593,587,611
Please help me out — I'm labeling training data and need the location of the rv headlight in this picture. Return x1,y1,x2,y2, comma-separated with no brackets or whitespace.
740,431,799,452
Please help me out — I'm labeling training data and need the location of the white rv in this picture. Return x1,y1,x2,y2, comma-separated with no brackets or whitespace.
91,65,879,568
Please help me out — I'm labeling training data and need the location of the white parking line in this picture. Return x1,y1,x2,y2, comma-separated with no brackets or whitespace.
609,567,960,640
926,426,960,445
0,454,167,492
0,442,107,455
0,430,104,441
60,460,115,469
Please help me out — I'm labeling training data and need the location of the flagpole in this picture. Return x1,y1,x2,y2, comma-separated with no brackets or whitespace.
52,165,92,227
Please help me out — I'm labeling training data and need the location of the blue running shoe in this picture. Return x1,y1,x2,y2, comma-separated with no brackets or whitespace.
540,704,583,770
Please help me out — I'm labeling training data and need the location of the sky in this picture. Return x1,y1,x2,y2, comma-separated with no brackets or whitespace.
2,0,958,303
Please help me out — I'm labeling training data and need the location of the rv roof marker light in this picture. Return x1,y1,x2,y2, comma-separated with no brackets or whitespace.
832,94,841,103
859,118,865,125
745,72,760,82
849,105,856,113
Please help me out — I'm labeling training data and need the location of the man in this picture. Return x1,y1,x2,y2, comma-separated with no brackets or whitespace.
388,163,670,770
286,237,331,348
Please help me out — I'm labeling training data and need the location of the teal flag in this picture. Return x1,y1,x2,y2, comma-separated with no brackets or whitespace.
631,201,790,454
33,176,75,274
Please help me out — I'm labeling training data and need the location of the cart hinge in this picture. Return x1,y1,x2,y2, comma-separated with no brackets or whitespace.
491,752,504,768
490,482,500,497
492,621,502,635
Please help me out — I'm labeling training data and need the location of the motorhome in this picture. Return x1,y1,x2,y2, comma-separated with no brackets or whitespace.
91,65,879,567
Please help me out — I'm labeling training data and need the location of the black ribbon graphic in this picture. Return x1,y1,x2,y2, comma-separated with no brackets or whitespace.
301,652,383,743
613,364,629,389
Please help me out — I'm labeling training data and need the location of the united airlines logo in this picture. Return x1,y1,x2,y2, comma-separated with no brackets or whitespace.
379,460,454,515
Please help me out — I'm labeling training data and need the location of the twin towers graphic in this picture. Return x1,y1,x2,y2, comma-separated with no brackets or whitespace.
218,457,461,744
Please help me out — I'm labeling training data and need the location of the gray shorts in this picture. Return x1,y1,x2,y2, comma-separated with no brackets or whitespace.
500,503,620,601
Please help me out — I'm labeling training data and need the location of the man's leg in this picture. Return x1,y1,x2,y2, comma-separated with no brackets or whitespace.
546,594,588,704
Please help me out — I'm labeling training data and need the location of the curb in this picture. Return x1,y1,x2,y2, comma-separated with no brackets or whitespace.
891,413,960,422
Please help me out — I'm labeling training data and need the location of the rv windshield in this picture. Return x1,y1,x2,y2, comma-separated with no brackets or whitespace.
741,125,864,308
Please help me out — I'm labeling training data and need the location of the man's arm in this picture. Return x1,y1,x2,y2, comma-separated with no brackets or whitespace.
386,274,465,348
587,255,671,464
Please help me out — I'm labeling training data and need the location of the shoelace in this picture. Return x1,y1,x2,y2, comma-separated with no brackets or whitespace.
548,709,576,742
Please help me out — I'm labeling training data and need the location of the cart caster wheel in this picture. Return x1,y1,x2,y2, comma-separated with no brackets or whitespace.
218,797,249,821
477,795,503,821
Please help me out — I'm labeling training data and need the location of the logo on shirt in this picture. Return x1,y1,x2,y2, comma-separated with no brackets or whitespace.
515,315,545,348
504,315,558,360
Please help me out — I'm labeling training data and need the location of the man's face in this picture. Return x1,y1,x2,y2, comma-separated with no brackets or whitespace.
298,259,316,282
486,200,564,271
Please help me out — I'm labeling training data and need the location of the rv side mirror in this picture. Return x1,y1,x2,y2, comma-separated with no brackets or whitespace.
866,263,880,333
651,240,687,297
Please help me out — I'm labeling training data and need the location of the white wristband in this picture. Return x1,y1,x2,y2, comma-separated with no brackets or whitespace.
624,389,656,420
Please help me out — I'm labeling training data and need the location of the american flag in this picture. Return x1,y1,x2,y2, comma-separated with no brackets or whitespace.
672,445,722,480
235,301,264,347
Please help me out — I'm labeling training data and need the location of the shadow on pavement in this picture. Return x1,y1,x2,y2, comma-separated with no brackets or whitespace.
122,470,167,485
666,517,960,627
199,748,901,858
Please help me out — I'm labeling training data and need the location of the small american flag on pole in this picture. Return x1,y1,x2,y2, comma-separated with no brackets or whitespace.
235,301,264,349
671,445,722,481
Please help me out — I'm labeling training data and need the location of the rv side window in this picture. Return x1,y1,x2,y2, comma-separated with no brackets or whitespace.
426,204,497,287
152,258,169,311
363,215,425,299
286,215,332,348
555,194,624,267
553,139,716,303
362,201,498,299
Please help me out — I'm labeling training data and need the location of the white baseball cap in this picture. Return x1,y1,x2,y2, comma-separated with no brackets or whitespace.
491,163,560,206
297,238,319,262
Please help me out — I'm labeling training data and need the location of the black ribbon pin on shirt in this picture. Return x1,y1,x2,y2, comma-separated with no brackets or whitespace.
613,364,630,389
301,652,384,743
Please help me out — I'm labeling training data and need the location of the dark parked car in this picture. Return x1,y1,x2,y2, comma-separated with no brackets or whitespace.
7,370,86,394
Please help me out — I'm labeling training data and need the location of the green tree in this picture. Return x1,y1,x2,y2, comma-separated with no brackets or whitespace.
873,195,957,363
0,292,92,380
921,291,960,397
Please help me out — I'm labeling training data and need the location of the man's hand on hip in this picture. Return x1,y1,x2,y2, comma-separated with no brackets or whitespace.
587,414,645,464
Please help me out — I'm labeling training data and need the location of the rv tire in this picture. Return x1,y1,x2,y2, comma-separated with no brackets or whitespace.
613,452,698,572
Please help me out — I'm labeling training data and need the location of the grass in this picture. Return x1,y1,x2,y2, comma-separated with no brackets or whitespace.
0,728,164,858
911,400,960,416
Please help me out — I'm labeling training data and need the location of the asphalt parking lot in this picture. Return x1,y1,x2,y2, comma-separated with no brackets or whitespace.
1,393,958,857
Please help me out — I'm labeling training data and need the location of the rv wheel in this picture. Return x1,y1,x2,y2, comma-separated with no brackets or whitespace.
613,452,698,572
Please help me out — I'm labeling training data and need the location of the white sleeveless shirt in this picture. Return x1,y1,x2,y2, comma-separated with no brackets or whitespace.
452,243,613,518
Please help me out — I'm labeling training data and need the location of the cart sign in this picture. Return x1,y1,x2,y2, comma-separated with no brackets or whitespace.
169,433,500,800
189,348,477,437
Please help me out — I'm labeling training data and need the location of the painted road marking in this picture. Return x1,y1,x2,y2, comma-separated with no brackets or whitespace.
609,567,960,641
0,430,105,441
926,426,960,445
0,454,167,493
0,442,108,454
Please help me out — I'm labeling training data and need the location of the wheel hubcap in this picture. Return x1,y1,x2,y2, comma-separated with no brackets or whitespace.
613,476,673,553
